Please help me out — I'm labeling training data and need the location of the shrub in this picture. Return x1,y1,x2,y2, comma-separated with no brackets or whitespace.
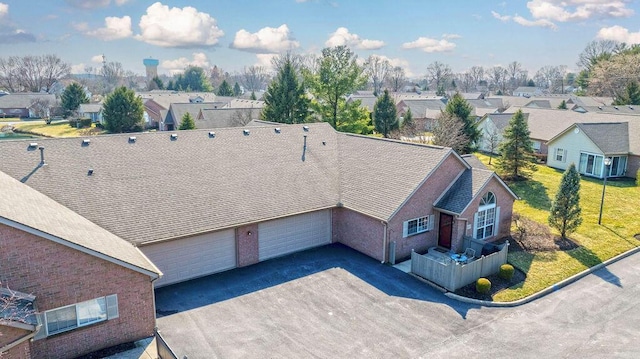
636,169,639,186
499,264,515,280
476,278,492,294
68,118,78,128
79,118,92,128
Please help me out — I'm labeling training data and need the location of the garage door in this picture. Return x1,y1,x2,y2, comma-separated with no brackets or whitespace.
141,229,236,287
258,210,331,261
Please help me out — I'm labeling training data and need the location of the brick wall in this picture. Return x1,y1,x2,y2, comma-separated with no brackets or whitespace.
332,208,385,261
1,326,31,359
627,154,639,179
388,154,467,260
0,224,156,359
236,224,259,267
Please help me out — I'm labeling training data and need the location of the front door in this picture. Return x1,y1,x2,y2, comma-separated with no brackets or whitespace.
438,213,453,249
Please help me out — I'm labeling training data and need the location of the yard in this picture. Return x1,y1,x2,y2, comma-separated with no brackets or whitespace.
12,120,106,137
476,153,640,302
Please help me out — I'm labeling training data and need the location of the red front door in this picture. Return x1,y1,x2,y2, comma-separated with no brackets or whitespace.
438,213,453,249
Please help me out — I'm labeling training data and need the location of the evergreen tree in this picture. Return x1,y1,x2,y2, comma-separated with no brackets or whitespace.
444,92,479,153
179,112,196,130
166,80,175,91
250,91,257,100
60,82,89,118
217,80,234,96
401,108,417,136
527,79,535,87
261,56,310,124
557,100,568,109
102,86,144,133
152,76,164,90
496,109,537,180
174,66,212,92
432,112,469,153
373,89,398,138
613,81,640,105
548,163,582,238
233,82,242,97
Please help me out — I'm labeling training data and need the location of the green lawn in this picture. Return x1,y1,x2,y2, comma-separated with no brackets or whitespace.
476,154,640,302
13,121,106,137
0,117,21,122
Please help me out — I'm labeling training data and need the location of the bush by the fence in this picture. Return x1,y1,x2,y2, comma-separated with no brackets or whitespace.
79,118,92,128
476,278,492,294
498,264,515,280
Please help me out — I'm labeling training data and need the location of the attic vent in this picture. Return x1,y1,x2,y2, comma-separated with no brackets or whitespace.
88,169,94,176
274,127,281,134
170,133,178,140
322,141,326,146
303,125,309,132
28,142,38,149
614,106,619,110
208,131,216,138
243,129,250,136
598,106,603,110
128,136,137,143
629,105,634,110
82,139,90,146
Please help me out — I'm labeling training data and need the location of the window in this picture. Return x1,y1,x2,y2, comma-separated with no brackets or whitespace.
579,153,603,177
474,192,499,240
403,215,434,237
555,148,566,162
606,156,627,177
44,295,118,336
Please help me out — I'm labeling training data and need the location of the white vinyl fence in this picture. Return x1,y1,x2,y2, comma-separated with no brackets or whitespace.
411,241,509,291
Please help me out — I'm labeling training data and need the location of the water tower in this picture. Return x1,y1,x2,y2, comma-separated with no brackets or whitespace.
143,58,159,81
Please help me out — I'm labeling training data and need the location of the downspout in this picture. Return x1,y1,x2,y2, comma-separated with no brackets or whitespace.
381,221,388,263
0,325,39,353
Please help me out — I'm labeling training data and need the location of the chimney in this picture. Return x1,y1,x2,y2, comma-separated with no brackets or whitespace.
39,146,46,166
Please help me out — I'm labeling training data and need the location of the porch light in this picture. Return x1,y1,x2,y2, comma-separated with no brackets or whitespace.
598,157,612,225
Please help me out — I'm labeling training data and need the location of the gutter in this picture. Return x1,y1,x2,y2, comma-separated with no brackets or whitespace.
0,324,39,353
381,222,388,263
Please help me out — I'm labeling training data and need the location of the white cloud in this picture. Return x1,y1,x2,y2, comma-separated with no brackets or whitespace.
84,16,132,40
255,54,278,69
231,24,299,53
91,55,104,63
114,0,130,5
66,0,129,9
402,37,456,53
0,3,8,18
136,2,224,48
491,11,511,21
70,63,86,74
597,25,640,44
161,52,210,74
325,27,385,50
527,0,633,22
513,15,557,29
442,33,462,39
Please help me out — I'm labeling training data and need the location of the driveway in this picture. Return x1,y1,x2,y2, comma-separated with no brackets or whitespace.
155,243,640,358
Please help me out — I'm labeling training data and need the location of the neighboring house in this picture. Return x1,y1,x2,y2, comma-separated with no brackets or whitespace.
513,86,543,97
347,93,378,112
0,171,160,359
476,107,640,178
0,123,516,291
396,98,447,130
0,93,57,119
222,99,265,110
573,104,640,116
142,98,165,129
197,108,261,128
476,112,533,153
78,103,103,123
137,91,220,110
162,102,225,131
547,122,631,179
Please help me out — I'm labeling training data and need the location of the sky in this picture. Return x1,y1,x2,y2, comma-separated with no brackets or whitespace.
1,0,640,78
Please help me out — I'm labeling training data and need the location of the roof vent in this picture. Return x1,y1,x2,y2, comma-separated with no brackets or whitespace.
88,169,94,176
614,106,619,110
243,129,250,136
28,142,38,149
322,141,326,146
303,125,309,132
128,136,137,143
274,127,281,134
82,139,90,146
598,106,603,110
170,133,178,140
208,131,216,138
629,105,634,110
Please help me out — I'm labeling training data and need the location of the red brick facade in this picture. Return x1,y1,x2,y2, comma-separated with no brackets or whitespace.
237,224,259,267
0,326,31,359
0,224,156,359
333,208,385,261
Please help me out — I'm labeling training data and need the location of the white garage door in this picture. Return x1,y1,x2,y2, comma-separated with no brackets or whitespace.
259,210,331,261
141,229,236,287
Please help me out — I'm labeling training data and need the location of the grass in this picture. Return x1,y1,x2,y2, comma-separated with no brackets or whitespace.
0,117,21,122
13,121,106,137
475,153,640,302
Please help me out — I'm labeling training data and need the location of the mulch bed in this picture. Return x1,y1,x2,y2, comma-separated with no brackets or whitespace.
453,267,526,301
74,342,136,359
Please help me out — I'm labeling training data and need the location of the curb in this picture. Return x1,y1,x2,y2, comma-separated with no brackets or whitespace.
445,245,640,307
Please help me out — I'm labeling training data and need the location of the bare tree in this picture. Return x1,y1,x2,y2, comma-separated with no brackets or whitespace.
363,55,390,96
29,97,53,119
426,61,453,92
469,66,485,88
0,55,70,93
489,66,508,94
534,65,566,93
431,112,469,153
240,66,268,93
101,61,125,93
386,66,406,93
230,108,259,126
456,72,476,93
485,127,501,164
0,281,36,333
577,39,623,70
506,61,525,94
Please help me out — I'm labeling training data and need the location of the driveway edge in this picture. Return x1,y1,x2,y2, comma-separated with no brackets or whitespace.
445,245,640,307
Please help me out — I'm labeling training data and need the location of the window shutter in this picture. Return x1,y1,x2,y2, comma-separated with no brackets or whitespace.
472,212,479,239
106,294,119,320
563,150,567,162
428,215,435,231
33,313,47,340
493,207,501,237
402,221,408,238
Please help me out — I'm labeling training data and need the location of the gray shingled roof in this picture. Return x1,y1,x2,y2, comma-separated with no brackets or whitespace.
434,168,494,214
481,112,530,132
0,93,57,108
576,122,630,154
197,108,261,128
461,154,488,170
0,123,459,246
165,102,224,126
0,171,160,276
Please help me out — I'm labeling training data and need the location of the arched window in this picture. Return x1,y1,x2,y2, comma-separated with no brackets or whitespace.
475,192,498,240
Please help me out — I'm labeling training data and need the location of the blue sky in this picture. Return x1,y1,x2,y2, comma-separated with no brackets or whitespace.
1,1,640,78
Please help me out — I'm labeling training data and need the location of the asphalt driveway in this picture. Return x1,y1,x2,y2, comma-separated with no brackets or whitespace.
155,243,640,358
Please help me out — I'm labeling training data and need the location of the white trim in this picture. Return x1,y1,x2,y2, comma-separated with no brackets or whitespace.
402,215,434,238
0,217,160,279
493,206,501,237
